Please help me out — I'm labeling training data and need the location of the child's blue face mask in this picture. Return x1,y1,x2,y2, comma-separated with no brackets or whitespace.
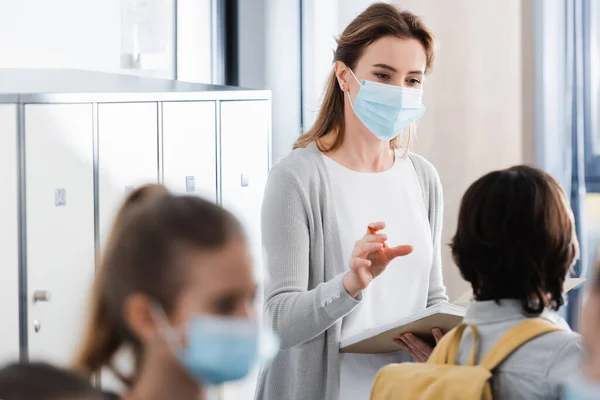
154,308,279,386
347,68,426,141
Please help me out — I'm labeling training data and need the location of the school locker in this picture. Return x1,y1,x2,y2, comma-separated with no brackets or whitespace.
162,101,217,200
0,104,20,366
220,100,270,258
219,100,270,400
24,104,95,365
0,70,271,399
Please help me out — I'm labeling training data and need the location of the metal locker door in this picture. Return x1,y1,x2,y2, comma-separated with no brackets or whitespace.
219,100,270,400
98,102,159,246
219,100,269,251
0,104,19,365
25,104,95,365
162,101,217,201
97,102,158,393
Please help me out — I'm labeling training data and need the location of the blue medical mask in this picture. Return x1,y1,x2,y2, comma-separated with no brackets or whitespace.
562,372,600,400
155,309,279,385
348,68,425,141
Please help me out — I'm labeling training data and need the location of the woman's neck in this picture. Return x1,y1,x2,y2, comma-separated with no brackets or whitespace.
323,129,394,173
130,359,204,400
321,105,396,172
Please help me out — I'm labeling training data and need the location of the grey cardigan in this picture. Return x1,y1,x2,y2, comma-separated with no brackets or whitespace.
255,143,448,400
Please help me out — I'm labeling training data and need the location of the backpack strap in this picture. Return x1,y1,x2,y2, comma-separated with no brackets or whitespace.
428,325,461,364
479,318,561,371
429,323,480,366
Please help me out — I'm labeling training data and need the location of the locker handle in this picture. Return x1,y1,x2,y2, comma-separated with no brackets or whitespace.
33,290,52,302
241,174,250,187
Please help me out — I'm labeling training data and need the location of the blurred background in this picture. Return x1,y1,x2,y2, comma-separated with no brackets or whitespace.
0,0,598,398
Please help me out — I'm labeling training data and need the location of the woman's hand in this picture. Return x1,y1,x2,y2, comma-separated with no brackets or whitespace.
343,222,413,297
394,328,444,363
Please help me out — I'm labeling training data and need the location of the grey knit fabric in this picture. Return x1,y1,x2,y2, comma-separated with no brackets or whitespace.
255,142,448,400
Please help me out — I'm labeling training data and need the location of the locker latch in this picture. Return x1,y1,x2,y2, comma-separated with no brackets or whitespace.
33,290,52,303
241,174,250,187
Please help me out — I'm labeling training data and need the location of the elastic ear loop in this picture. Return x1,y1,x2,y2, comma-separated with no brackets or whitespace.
348,67,361,85
345,67,363,108
150,303,182,347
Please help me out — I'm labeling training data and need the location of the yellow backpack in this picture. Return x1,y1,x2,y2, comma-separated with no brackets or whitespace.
370,319,560,400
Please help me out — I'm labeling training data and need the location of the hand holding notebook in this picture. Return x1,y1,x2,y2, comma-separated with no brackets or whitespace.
394,328,445,362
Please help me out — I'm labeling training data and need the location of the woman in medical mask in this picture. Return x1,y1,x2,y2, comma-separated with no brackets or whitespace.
563,270,600,399
72,185,278,400
257,3,446,400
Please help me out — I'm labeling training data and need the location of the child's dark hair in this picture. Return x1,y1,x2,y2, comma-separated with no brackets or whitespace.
72,184,244,386
450,166,577,315
0,362,106,400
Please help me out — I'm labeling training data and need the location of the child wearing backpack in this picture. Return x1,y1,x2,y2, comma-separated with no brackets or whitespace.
371,166,583,400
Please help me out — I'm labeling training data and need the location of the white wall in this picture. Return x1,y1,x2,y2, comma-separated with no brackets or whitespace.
395,0,527,299
177,0,212,83
0,0,175,78
301,0,339,133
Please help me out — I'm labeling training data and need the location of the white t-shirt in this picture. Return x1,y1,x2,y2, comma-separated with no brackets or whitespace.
322,153,433,400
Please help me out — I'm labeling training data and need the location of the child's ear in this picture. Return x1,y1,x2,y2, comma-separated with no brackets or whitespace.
123,294,156,342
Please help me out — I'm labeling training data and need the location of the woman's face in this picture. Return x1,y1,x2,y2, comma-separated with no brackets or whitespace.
343,36,427,103
125,239,257,347
582,290,600,381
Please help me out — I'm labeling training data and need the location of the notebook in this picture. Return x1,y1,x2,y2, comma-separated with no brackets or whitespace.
339,302,466,354
339,278,586,354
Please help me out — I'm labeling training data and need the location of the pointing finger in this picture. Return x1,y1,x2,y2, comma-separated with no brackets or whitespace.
383,245,414,259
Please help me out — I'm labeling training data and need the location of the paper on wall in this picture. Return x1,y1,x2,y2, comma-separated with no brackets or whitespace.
121,0,169,56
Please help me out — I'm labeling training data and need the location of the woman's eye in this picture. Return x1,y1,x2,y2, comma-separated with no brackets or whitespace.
375,73,390,80
215,297,237,315
407,78,422,86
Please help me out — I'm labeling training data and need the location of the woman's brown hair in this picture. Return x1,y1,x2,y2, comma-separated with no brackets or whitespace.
450,166,578,315
72,185,244,386
293,2,435,152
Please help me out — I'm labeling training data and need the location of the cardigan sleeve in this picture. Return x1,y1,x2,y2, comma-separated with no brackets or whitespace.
426,165,449,306
408,153,449,306
261,163,361,350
